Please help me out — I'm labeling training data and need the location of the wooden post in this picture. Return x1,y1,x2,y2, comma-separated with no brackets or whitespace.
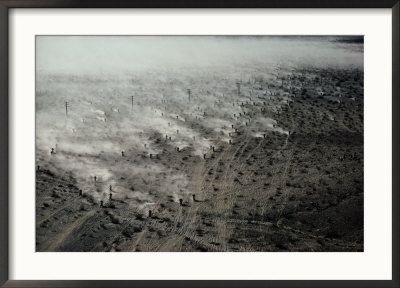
65,101,69,117
236,82,241,96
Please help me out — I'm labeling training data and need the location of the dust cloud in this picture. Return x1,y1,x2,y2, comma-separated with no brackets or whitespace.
36,35,363,211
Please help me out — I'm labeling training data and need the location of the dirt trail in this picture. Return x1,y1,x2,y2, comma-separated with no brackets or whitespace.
37,202,72,226
44,210,96,251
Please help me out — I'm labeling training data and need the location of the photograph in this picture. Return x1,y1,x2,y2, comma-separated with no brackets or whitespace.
35,35,364,252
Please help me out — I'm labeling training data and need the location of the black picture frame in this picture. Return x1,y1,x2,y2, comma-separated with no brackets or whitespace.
0,1,398,287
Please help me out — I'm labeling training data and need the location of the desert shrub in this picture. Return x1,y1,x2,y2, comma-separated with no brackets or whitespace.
51,191,60,198
110,215,121,224
325,230,342,239
157,229,166,237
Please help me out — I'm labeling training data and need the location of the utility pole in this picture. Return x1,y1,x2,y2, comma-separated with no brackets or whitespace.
131,96,134,113
187,89,191,103
236,82,241,96
65,101,69,117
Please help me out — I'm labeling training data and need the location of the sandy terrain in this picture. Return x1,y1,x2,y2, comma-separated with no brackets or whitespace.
36,66,363,252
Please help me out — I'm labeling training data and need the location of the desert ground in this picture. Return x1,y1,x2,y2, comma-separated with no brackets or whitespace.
36,36,363,252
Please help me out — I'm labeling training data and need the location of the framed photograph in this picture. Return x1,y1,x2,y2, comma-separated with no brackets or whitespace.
1,1,398,287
